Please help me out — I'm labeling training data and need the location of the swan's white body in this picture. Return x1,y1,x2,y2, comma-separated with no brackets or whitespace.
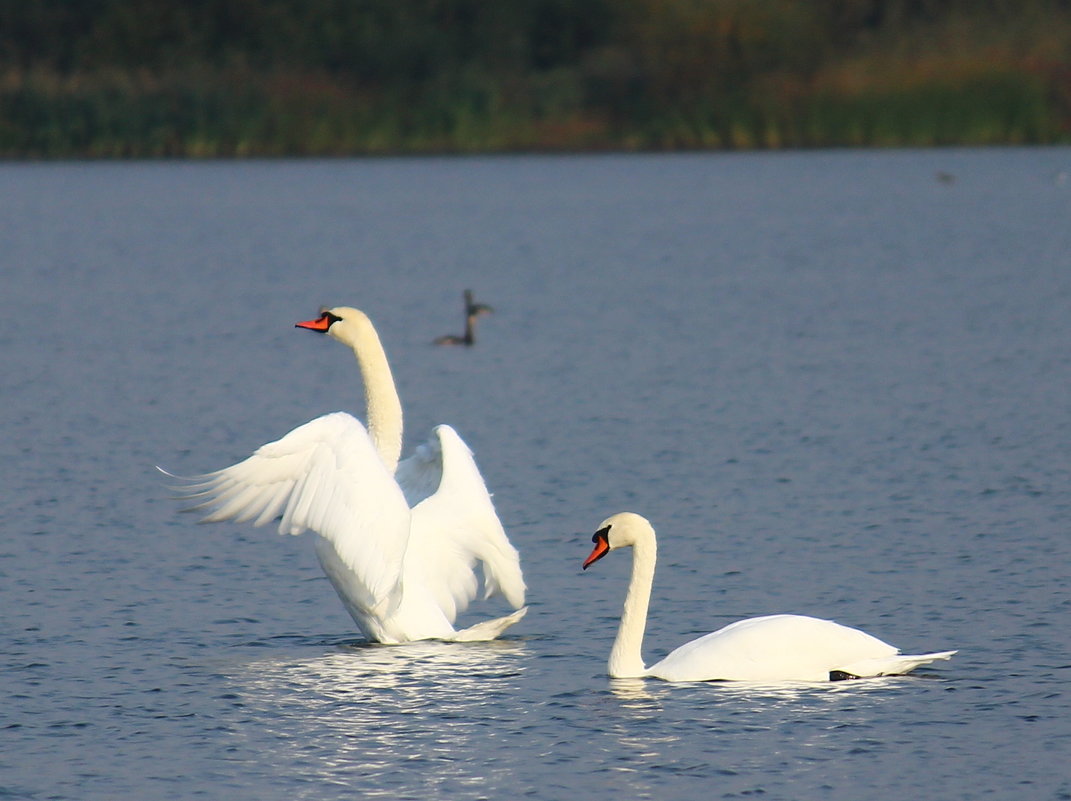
583,513,955,682
175,306,526,644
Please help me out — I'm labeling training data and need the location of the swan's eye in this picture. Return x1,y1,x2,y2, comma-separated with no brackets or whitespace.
323,311,342,326
593,525,611,544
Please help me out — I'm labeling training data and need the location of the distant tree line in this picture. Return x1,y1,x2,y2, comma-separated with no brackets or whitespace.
1,0,1068,156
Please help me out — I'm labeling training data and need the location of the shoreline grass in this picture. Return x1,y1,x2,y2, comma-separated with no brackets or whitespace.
2,2,1070,158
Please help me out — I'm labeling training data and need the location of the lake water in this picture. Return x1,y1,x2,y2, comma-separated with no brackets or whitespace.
2,149,1070,800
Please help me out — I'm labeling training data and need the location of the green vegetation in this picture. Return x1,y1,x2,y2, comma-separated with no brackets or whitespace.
1,0,1069,157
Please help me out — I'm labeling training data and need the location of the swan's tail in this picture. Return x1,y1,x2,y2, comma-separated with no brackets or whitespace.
841,649,957,678
448,607,528,642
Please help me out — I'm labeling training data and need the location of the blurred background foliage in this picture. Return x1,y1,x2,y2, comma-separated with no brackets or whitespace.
1,0,1069,156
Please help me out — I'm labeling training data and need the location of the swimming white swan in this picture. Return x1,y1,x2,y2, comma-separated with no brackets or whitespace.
582,513,955,682
172,306,526,644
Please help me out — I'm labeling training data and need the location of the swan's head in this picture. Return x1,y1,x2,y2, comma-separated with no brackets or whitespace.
295,306,372,346
582,512,653,569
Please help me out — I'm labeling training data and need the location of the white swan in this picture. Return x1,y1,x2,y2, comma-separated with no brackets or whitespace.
582,513,955,682
172,306,526,644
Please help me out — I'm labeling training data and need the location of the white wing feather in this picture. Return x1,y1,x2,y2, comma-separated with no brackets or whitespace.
175,412,411,611
397,425,526,623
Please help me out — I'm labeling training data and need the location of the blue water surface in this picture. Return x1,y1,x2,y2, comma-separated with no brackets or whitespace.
2,149,1070,800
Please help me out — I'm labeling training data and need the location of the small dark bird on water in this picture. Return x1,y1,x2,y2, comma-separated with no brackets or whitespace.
434,290,494,346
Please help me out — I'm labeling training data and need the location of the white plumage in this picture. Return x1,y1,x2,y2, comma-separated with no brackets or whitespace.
170,306,526,643
583,512,955,682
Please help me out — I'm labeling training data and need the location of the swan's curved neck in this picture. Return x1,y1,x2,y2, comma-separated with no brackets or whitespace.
609,536,656,679
347,322,403,473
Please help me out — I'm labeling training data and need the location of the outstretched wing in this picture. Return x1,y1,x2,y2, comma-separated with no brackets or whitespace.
395,425,526,623
171,412,411,612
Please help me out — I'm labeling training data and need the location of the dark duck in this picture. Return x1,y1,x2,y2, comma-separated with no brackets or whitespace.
434,290,494,346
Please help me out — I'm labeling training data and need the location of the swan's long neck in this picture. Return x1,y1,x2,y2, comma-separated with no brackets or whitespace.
609,536,656,679
348,322,404,473
463,314,476,345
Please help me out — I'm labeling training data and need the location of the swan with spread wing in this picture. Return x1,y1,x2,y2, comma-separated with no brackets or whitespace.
170,306,526,643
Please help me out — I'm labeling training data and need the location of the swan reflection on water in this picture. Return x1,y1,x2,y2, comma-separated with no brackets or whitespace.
238,637,526,701
228,638,528,796
609,672,912,715
608,677,662,706
598,673,912,795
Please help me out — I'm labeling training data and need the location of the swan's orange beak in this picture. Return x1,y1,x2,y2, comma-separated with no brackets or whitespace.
296,312,333,332
583,528,611,570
